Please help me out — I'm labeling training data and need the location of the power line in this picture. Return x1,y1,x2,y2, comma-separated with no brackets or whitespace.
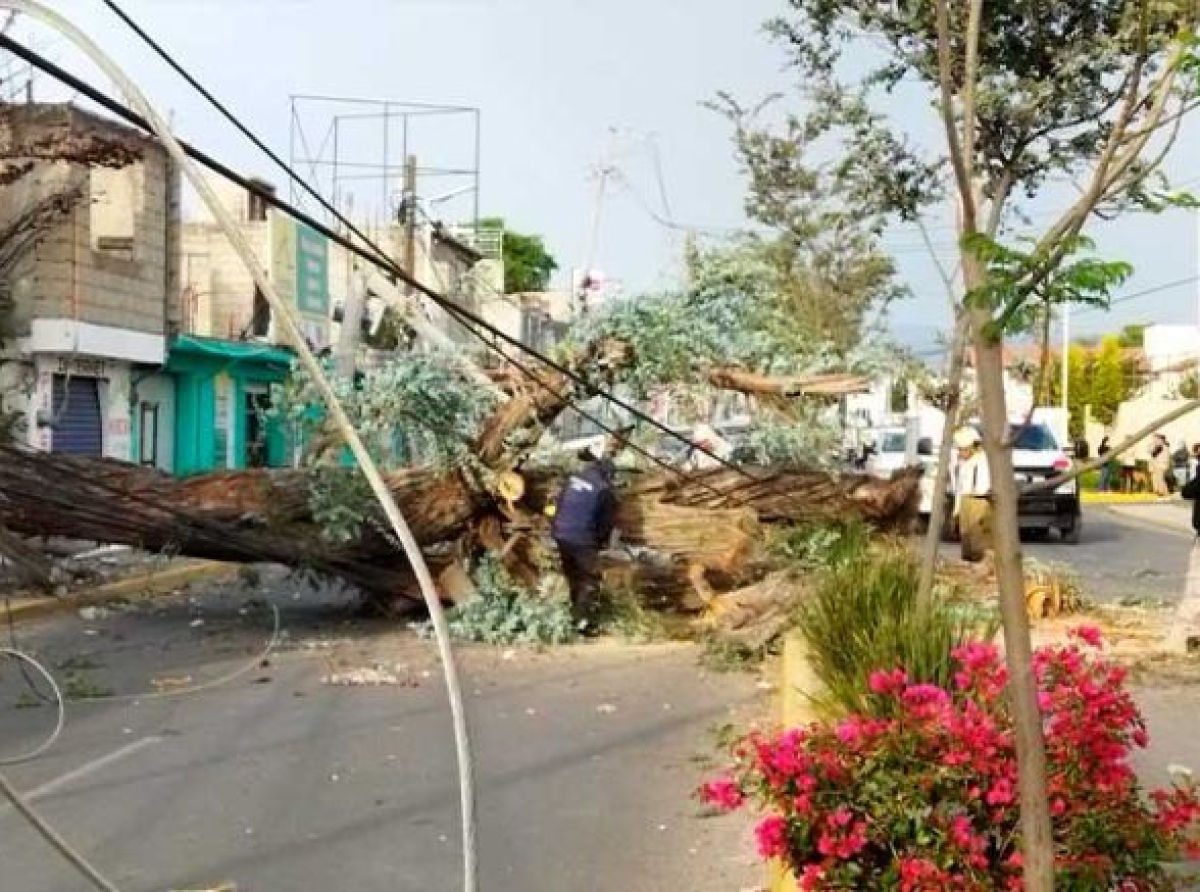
1074,275,1199,317
409,210,724,489
0,29,752,482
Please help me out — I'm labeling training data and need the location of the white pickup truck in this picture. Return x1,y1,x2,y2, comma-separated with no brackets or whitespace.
944,422,1081,543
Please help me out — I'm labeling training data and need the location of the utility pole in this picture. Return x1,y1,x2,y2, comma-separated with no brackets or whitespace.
1061,303,1071,432
402,154,418,296
578,128,617,317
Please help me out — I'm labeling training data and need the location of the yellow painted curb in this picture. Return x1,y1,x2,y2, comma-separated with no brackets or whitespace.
769,633,824,892
1082,492,1172,505
1,560,236,626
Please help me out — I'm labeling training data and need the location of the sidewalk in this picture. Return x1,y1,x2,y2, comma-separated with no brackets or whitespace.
1105,500,1194,536
0,559,235,625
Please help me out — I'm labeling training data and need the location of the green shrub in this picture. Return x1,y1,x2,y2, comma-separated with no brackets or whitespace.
796,546,997,717
769,519,871,571
424,556,577,646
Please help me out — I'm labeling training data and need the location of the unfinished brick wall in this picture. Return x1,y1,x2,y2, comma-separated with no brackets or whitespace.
0,104,178,337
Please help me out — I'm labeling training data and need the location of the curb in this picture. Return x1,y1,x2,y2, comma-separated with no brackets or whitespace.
1,560,236,626
1102,504,1194,538
769,633,823,892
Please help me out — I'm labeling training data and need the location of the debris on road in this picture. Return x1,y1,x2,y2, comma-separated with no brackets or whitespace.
321,665,413,687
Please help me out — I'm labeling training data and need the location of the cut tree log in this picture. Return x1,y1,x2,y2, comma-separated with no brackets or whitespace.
0,442,920,610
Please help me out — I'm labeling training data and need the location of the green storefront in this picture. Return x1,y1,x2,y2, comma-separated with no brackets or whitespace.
167,335,293,475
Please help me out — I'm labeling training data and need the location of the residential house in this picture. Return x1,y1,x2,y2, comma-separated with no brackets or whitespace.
0,103,179,468
174,173,317,473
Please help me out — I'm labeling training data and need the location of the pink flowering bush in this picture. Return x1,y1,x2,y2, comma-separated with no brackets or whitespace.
703,627,1200,890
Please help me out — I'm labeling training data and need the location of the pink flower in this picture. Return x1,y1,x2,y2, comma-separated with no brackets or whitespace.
754,815,790,859
869,668,908,694
699,776,744,812
1070,625,1104,648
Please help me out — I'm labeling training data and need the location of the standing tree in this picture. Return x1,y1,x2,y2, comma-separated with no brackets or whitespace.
1090,335,1134,427
480,217,559,294
756,2,1200,887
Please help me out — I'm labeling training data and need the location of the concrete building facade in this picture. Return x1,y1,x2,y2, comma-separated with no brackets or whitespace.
0,104,180,464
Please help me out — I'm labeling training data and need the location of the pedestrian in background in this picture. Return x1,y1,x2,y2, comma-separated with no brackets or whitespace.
1121,449,1139,493
1098,436,1114,492
1151,433,1173,499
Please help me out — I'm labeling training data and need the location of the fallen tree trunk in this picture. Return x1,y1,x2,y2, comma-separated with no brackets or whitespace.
0,443,920,607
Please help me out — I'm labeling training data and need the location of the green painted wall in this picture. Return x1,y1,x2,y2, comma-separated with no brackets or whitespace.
166,338,292,475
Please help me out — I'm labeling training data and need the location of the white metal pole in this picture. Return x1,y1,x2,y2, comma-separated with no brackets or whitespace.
2,6,478,890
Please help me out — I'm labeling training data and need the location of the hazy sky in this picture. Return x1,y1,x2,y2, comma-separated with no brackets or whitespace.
12,0,1200,352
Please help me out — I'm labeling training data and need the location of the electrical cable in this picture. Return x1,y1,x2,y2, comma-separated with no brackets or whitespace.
0,646,64,766
74,603,280,704
23,18,752,484
0,768,122,891
0,5,478,890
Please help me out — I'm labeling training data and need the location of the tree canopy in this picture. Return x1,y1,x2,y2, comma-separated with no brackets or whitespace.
480,217,559,294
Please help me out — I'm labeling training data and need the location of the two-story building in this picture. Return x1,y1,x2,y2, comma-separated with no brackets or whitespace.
0,103,179,467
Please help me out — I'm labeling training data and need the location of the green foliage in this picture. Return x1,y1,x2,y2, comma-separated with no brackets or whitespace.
1045,336,1141,436
769,519,872,570
1119,324,1147,350
963,233,1133,339
480,217,558,294
795,546,998,718
270,351,497,543
308,465,376,544
1091,335,1131,425
1179,371,1200,401
440,556,576,646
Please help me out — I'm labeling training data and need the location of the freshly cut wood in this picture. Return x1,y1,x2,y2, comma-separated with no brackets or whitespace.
701,571,811,651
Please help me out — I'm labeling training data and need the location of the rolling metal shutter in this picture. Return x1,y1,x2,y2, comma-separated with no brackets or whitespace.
51,375,103,457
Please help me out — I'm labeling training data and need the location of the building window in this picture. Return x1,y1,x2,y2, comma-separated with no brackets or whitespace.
139,402,159,466
249,286,271,338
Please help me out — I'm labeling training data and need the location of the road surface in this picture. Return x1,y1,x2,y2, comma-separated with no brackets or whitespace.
1009,504,1190,604
0,581,761,892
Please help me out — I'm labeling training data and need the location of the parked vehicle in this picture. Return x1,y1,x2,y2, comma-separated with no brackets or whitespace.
945,422,1080,543
865,427,938,518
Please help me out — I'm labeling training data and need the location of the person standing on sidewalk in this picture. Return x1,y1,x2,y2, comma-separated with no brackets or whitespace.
551,450,618,632
1151,433,1173,499
1098,436,1114,492
953,427,992,563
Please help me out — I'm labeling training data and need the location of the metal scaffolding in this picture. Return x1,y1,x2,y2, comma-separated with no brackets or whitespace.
288,93,481,235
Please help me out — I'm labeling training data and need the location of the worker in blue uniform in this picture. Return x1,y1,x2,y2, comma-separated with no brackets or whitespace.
550,450,617,630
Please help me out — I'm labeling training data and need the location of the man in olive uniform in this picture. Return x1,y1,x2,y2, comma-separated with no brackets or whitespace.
953,427,992,563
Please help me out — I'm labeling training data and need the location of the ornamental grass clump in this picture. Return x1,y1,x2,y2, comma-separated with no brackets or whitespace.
702,627,1200,890
796,546,996,718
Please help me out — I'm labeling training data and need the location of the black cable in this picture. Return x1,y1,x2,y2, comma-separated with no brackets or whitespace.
29,17,753,482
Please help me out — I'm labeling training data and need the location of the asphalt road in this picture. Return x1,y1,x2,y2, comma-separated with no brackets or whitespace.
983,504,1193,605
0,581,761,892
0,506,1189,892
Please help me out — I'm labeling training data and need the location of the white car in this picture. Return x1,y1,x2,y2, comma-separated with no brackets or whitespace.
865,428,937,517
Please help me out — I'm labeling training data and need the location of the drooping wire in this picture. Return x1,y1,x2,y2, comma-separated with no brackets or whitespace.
0,646,64,766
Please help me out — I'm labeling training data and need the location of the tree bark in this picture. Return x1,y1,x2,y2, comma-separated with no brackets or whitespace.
704,367,869,397
968,296,1055,891
917,312,968,603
